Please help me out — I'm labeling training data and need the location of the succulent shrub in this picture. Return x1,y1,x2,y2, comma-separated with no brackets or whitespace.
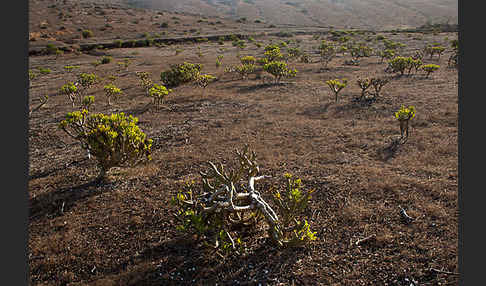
263,45,284,62
100,56,112,64
386,56,412,75
148,83,171,107
263,61,297,84
195,74,216,89
370,77,390,97
348,42,373,63
356,77,372,100
325,78,348,102
82,29,93,38
117,59,131,72
171,146,316,255
63,65,81,73
59,110,152,179
103,83,123,105
378,49,395,63
81,95,95,111
29,70,37,88
236,63,258,80
424,45,446,59
448,39,459,68
394,105,416,139
60,82,78,107
421,64,440,78
136,71,154,96
38,67,51,75
240,55,256,65
160,62,202,88
77,73,98,97
318,40,336,68
286,47,302,61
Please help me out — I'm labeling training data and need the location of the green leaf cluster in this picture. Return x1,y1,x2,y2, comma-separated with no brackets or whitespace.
59,110,152,177
394,105,416,121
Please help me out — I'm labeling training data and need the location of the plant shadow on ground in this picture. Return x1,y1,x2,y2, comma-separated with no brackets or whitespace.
297,102,334,118
376,136,404,162
101,236,312,285
29,176,112,222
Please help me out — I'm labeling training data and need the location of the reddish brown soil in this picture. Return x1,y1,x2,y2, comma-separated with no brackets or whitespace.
29,1,458,285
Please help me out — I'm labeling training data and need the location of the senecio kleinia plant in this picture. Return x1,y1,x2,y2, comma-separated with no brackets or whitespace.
77,73,98,97
82,96,95,111
325,78,348,102
148,83,171,107
160,62,202,88
240,55,256,65
170,146,317,255
263,61,297,84
60,82,78,108
421,64,440,78
395,105,416,139
136,71,154,96
59,110,152,179
263,44,284,62
195,74,217,89
103,83,123,106
356,77,372,99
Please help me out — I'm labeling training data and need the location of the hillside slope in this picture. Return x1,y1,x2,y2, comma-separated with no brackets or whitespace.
124,0,458,30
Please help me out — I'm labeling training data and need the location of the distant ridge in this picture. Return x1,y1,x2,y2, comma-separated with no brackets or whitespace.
123,0,457,30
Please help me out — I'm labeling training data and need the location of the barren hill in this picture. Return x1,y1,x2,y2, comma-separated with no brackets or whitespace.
123,0,458,30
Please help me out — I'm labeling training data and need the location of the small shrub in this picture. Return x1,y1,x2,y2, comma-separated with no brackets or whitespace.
263,45,284,62
136,71,154,96
420,64,440,78
160,62,202,88
386,56,412,76
356,77,372,100
148,83,171,107
38,67,51,75
370,77,390,97
240,55,256,65
103,83,122,105
195,74,216,92
170,146,316,255
263,61,297,84
82,29,93,38
325,78,347,102
77,73,99,96
394,105,416,139
59,110,152,179
100,56,112,64
81,96,95,111
319,41,336,68
60,82,78,107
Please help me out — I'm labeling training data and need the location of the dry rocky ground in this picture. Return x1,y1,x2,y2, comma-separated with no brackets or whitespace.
28,0,458,285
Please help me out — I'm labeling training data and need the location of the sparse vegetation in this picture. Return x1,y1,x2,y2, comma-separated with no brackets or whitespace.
28,3,459,285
